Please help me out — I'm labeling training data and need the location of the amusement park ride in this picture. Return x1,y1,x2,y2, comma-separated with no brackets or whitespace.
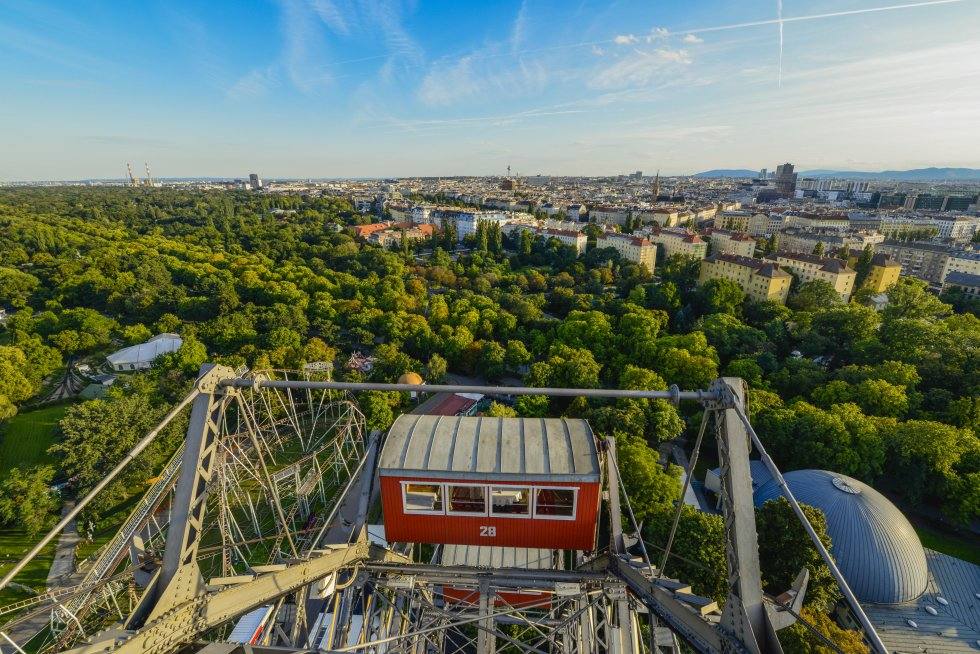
0,366,889,654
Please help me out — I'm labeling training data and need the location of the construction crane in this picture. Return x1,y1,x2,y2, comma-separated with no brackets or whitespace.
0,370,889,654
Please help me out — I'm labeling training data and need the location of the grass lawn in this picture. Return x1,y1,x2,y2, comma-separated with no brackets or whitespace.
75,490,144,562
914,522,980,565
0,404,70,477
0,527,56,607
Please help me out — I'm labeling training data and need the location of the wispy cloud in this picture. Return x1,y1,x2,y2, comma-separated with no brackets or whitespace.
614,34,638,45
511,0,529,53
227,66,279,99
590,47,692,90
278,0,333,92
310,0,350,36
418,54,549,106
682,34,703,44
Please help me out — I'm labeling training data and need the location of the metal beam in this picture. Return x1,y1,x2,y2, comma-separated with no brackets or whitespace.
223,378,718,404
63,542,393,654
711,378,780,654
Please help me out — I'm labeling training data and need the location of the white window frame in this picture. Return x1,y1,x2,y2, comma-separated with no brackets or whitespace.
532,486,578,521
445,483,488,516
489,485,533,519
401,481,445,515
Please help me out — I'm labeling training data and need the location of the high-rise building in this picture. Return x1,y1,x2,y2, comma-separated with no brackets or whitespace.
249,173,263,190
773,163,797,198
759,168,767,179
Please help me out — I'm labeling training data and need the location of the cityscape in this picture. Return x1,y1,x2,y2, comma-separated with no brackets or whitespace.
1,1,979,654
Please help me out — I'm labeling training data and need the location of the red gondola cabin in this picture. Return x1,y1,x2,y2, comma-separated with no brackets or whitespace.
379,415,601,550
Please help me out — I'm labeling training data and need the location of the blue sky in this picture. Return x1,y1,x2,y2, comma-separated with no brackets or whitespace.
2,0,979,180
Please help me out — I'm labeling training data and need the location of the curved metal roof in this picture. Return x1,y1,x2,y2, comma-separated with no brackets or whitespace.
379,415,600,482
754,470,928,604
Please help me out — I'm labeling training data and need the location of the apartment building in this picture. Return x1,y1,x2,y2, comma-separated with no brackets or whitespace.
446,210,511,242
942,271,980,297
714,210,754,232
777,228,883,256
767,251,857,301
594,233,657,273
747,212,784,237
590,206,629,226
371,223,438,247
643,227,708,260
942,250,980,280
699,254,792,304
782,213,850,232
706,228,756,258
540,228,588,255
875,241,964,285
862,253,903,293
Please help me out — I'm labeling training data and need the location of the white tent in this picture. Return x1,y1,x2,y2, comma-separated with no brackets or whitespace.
106,333,183,372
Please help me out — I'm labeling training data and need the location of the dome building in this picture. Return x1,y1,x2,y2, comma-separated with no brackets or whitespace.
753,469,928,605
397,372,424,400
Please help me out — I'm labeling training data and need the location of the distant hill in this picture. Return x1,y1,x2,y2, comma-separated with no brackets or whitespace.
693,166,980,181
800,167,980,181
692,169,758,178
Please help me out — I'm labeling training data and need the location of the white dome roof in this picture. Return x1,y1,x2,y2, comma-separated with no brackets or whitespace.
754,470,928,604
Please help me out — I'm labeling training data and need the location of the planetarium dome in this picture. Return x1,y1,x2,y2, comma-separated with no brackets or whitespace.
754,469,928,604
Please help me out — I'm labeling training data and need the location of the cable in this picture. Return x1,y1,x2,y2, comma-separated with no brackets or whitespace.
764,594,846,654
657,408,711,577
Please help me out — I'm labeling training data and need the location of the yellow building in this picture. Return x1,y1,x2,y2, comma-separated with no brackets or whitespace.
768,251,858,301
863,253,902,293
644,227,708,260
594,233,657,273
699,254,792,304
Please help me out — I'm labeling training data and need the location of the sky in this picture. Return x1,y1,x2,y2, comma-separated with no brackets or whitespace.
1,0,979,180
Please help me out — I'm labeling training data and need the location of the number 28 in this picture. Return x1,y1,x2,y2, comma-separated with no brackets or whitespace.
480,525,496,537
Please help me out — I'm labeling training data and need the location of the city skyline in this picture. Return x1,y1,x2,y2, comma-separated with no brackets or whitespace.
3,0,980,181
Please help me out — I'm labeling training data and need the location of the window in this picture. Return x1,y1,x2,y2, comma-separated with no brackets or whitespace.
534,487,576,519
490,486,531,517
447,485,486,515
403,482,443,513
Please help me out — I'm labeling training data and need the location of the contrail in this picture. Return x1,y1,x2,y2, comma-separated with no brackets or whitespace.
777,0,784,88
670,0,965,36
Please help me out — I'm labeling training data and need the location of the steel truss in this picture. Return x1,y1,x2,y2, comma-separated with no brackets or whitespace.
0,372,888,654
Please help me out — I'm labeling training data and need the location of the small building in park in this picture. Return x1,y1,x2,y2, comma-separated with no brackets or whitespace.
105,333,183,372
378,415,601,550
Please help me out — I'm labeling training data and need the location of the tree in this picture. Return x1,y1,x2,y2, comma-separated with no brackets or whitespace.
698,278,746,316
614,432,681,524
882,278,952,321
756,497,839,612
0,266,39,307
121,323,153,345
426,353,448,383
647,506,728,603
812,241,824,256
854,245,874,288
884,419,975,514
360,391,398,432
0,346,36,418
756,401,885,482
0,466,59,538
53,391,182,517
804,304,880,359
697,313,768,360
484,401,517,417
779,608,870,654
788,280,843,312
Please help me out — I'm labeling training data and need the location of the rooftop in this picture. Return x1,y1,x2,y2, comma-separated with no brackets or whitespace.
379,415,600,481
945,271,980,287
706,253,791,278
769,251,855,273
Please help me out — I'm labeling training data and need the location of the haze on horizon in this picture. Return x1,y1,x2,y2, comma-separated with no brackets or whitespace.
2,0,979,181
